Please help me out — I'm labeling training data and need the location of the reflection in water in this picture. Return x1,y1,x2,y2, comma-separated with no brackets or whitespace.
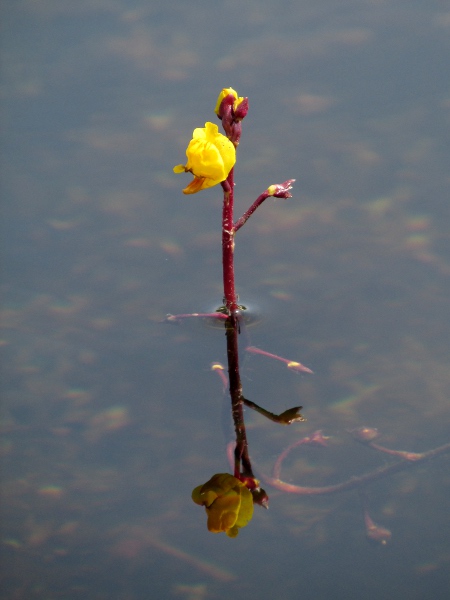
2,0,450,598
265,425,450,543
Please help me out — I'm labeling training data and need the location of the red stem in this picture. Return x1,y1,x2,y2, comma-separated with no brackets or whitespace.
233,191,270,233
221,170,238,313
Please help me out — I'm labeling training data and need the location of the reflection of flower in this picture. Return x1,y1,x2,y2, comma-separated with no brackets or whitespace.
192,473,254,537
173,122,236,194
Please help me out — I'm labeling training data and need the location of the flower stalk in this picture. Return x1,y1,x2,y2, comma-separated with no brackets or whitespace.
221,172,238,312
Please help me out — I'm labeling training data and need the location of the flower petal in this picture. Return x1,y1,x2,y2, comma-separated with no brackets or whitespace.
192,473,254,537
173,123,236,194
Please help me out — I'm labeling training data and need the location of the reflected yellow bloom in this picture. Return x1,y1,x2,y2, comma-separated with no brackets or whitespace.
173,122,236,194
192,473,254,538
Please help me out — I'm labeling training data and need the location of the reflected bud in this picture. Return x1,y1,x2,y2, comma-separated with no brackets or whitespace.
287,360,314,374
350,426,380,443
252,487,269,509
365,519,392,546
278,407,306,425
307,430,329,447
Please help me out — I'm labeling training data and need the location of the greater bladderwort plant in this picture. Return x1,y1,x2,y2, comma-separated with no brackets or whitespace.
170,88,450,540
170,87,308,536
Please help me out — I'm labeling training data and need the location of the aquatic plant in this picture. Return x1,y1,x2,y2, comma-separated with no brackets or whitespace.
171,87,307,535
170,88,450,540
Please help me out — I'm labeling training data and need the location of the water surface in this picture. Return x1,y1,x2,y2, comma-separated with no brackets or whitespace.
2,1,450,598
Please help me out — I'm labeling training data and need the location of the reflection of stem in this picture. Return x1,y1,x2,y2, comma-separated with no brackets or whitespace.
243,398,304,426
165,312,227,323
358,490,392,545
224,313,270,507
368,442,424,462
265,440,450,495
349,427,426,461
272,432,327,480
225,312,253,479
121,527,235,581
246,345,313,374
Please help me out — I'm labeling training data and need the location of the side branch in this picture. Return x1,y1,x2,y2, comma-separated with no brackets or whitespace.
234,180,295,234
234,191,270,233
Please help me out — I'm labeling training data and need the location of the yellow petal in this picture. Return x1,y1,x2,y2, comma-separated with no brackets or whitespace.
186,137,225,181
173,123,236,194
206,489,241,533
182,176,209,195
192,474,254,536
192,485,205,506
233,485,254,529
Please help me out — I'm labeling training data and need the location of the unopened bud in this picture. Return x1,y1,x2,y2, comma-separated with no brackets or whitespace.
267,179,295,199
234,96,249,120
215,89,237,118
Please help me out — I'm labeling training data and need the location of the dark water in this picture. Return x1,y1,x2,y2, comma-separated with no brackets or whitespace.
2,1,450,598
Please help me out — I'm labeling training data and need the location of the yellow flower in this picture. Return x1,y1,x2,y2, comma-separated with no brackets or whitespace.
214,87,245,116
173,122,236,194
192,473,254,538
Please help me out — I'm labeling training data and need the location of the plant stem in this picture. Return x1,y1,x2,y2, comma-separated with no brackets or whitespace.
222,164,255,479
221,170,238,314
233,191,269,233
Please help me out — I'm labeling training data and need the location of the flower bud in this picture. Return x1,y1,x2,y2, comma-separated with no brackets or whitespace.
267,179,295,199
233,96,249,120
214,87,239,118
